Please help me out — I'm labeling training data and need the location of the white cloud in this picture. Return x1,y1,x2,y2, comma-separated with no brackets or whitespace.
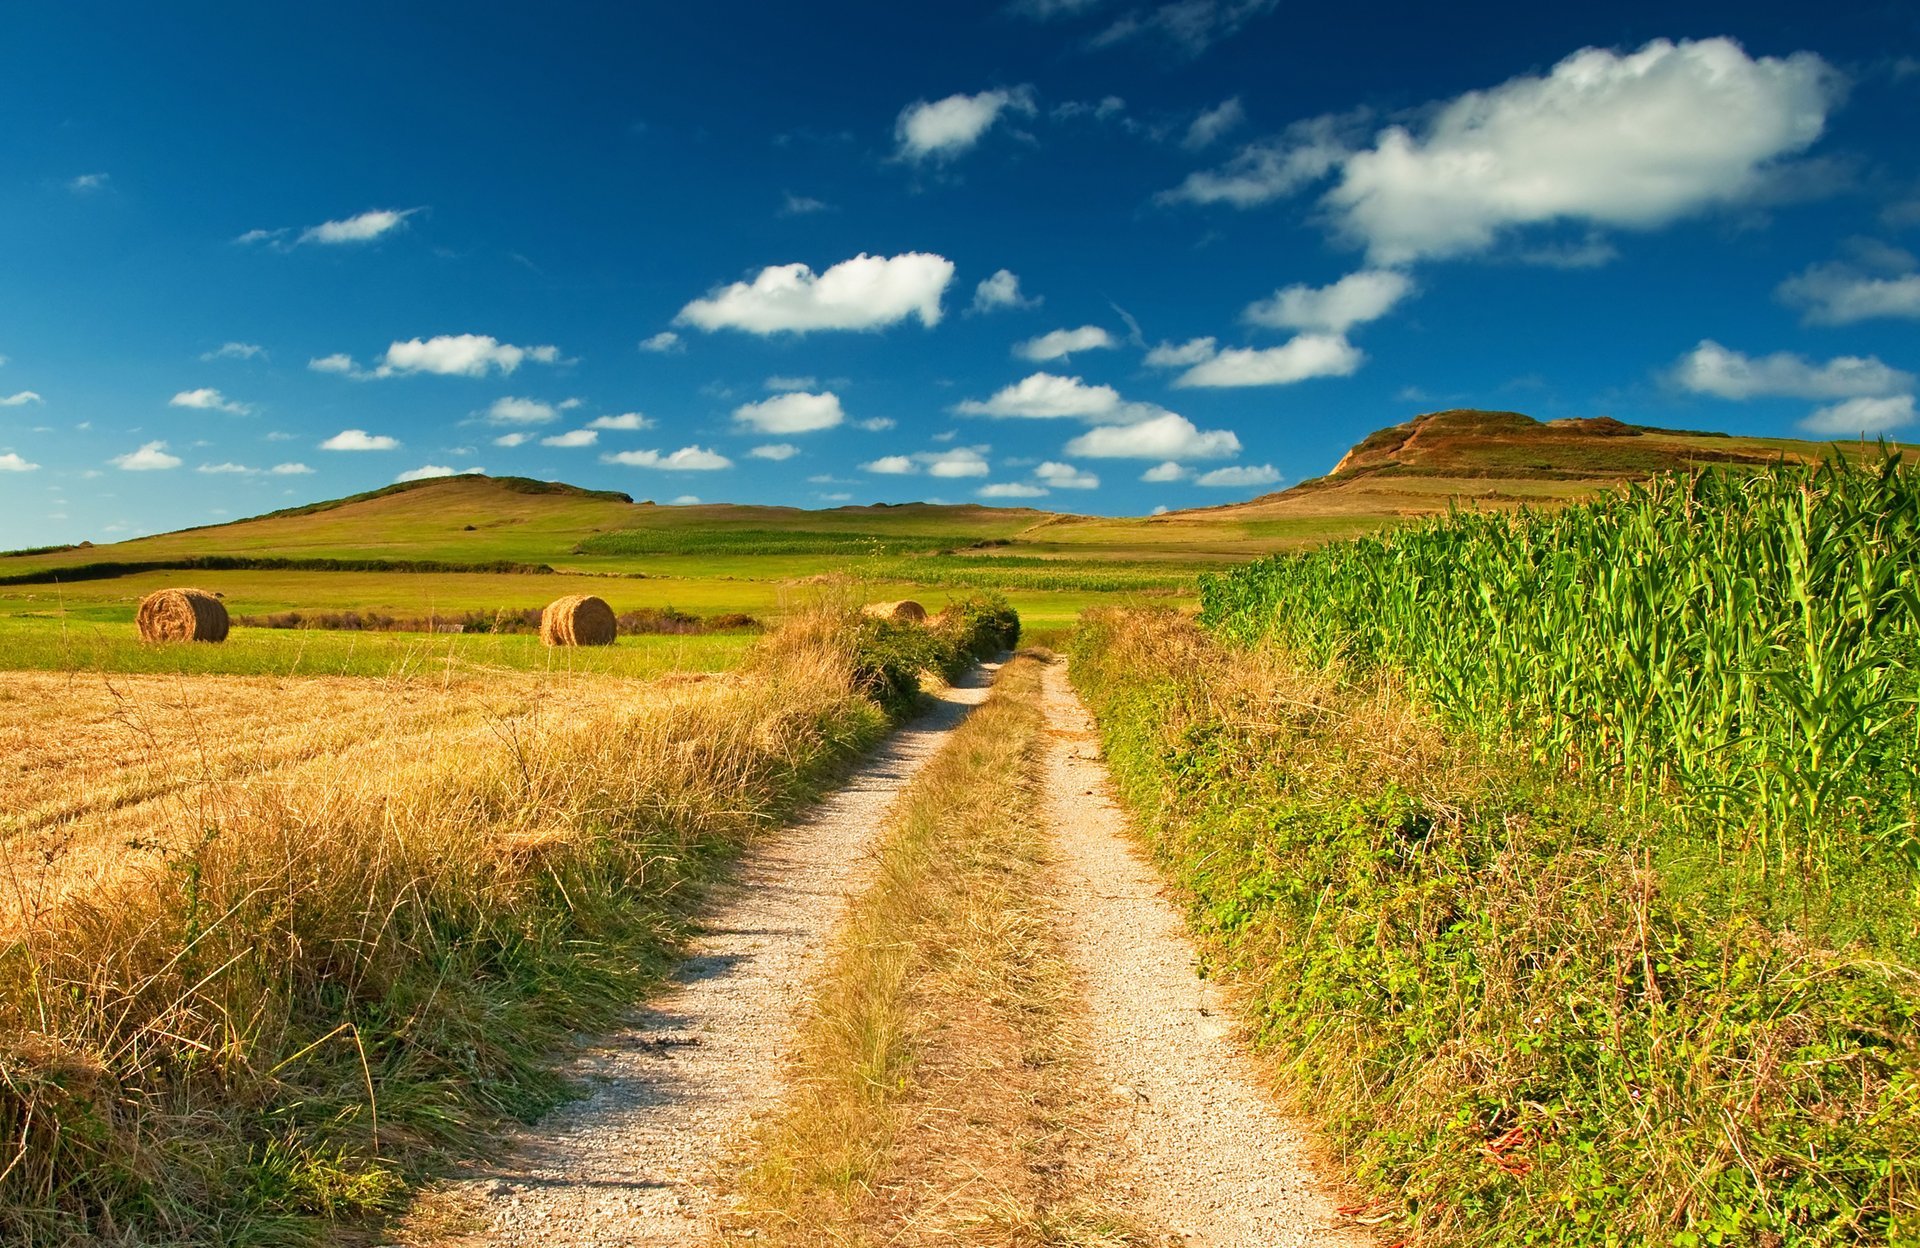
1671,341,1913,400
396,464,484,482
670,495,703,505
858,416,897,432
749,443,801,460
895,86,1036,162
1144,338,1218,368
1091,0,1278,56
1015,325,1117,361
921,447,990,478
0,452,39,472
169,387,252,415
1183,97,1247,150
973,268,1040,313
309,353,358,375
601,445,734,470
639,331,684,353
299,208,420,245
1243,270,1413,333
1066,412,1240,460
980,482,1050,498
765,374,819,391
0,391,43,406
493,433,533,447
1035,460,1099,488
955,371,1167,423
1141,460,1190,482
486,396,560,425
732,391,846,434
1801,394,1916,436
196,462,256,475
269,462,314,475
374,334,560,379
678,252,955,334
68,172,109,193
589,411,653,430
1161,112,1358,207
1778,260,1920,325
540,429,598,448
1174,334,1365,387
781,192,834,216
862,455,917,475
201,341,266,362
320,429,400,451
235,227,290,246
112,441,183,471
1195,463,1282,487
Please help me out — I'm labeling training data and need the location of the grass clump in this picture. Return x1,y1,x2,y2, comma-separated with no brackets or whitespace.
1069,608,1919,1247
724,654,1139,1246
0,599,1011,1246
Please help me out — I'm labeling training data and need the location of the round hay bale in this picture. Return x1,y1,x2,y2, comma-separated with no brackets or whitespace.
540,594,617,646
861,599,928,623
136,588,229,643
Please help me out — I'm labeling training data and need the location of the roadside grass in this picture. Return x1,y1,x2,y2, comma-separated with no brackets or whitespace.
1070,608,1919,1247
0,597,1008,1246
721,654,1142,1247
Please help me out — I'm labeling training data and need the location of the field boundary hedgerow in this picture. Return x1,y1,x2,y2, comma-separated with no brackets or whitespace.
0,592,1017,1247
1070,607,1918,1246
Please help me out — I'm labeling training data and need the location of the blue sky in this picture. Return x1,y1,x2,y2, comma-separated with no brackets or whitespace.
1,1,1916,546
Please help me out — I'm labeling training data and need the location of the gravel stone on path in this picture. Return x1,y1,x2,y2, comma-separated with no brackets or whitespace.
1039,660,1372,1248
441,662,1002,1247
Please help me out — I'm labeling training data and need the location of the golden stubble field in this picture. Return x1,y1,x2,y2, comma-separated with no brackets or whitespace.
0,666,698,932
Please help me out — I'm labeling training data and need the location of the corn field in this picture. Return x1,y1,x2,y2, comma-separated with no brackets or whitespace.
1200,456,1920,873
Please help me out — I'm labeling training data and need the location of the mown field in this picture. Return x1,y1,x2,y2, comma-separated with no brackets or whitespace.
1073,455,1920,1246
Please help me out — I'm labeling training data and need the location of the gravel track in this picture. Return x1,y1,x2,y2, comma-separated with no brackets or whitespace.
1040,660,1371,1248
440,663,1001,1247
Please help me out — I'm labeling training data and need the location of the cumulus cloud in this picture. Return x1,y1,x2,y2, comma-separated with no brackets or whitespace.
894,86,1036,162
1183,97,1247,150
732,391,846,434
639,331,684,353
270,462,314,475
493,433,533,447
858,417,898,432
1671,341,1913,400
397,464,484,482
1161,112,1359,207
1243,270,1414,333
1035,460,1099,488
749,443,800,460
1171,39,1839,266
678,253,955,334
540,429,597,448
765,374,818,391
1173,334,1365,387
486,396,561,425
861,449,991,477
1065,412,1240,459
320,429,400,451
1195,463,1282,487
0,391,43,406
169,387,252,414
973,269,1040,313
1777,250,1920,325
1801,394,1917,436
196,462,257,475
954,372,1167,422
601,445,734,470
1143,338,1218,368
308,353,357,375
201,341,266,362
377,335,560,379
589,412,653,430
979,482,1050,498
0,452,39,471
68,172,109,193
1141,460,1190,482
301,208,420,245
862,455,917,475
112,441,182,471
1015,325,1117,361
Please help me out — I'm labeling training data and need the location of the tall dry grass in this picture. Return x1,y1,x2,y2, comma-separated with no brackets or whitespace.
0,605,891,1246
